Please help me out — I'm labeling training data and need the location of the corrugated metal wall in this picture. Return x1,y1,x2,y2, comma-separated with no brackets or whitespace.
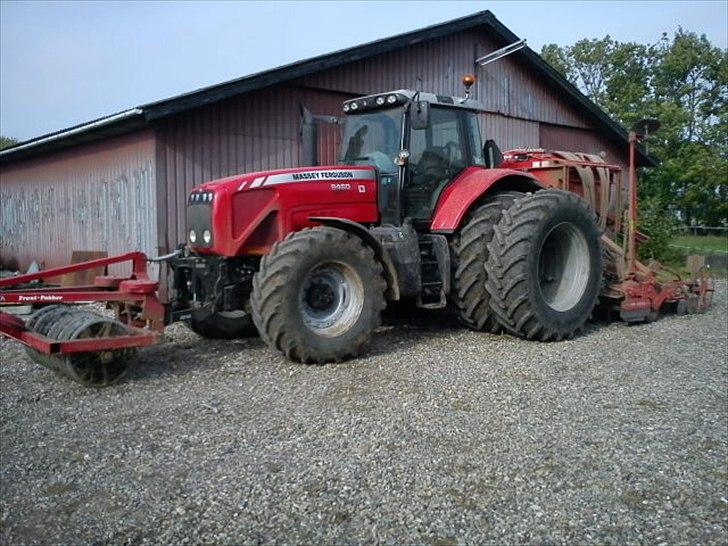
0,130,157,275
481,113,540,150
294,29,592,129
155,87,350,252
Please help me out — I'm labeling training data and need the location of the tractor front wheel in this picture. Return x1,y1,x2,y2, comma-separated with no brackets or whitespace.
251,227,386,363
189,309,257,339
485,189,603,341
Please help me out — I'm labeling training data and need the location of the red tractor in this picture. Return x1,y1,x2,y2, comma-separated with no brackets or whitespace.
168,87,605,363
0,81,713,385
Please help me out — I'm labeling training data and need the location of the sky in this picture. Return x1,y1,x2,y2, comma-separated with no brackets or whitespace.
1,0,726,141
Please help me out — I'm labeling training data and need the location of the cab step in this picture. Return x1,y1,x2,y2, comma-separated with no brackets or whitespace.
416,235,450,309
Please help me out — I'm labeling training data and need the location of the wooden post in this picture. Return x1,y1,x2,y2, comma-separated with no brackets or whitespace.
627,131,638,276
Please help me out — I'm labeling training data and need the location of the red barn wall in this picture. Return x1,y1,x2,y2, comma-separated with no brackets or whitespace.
0,130,158,274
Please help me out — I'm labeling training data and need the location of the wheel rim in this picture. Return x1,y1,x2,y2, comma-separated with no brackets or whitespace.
299,262,364,337
538,222,591,312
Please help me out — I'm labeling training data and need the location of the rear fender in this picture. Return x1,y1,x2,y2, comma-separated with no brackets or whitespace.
430,167,543,233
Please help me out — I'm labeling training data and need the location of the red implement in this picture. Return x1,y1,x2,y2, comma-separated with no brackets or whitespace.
500,147,715,321
0,252,165,377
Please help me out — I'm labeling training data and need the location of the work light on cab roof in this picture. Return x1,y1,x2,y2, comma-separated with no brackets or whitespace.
343,93,406,113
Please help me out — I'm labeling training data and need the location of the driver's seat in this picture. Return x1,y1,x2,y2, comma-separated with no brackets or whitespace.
418,147,450,184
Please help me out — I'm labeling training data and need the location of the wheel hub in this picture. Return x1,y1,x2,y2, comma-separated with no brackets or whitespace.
299,262,365,337
538,222,591,312
306,279,336,311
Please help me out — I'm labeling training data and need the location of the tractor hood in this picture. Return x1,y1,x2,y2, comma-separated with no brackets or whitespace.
194,165,377,194
186,165,380,257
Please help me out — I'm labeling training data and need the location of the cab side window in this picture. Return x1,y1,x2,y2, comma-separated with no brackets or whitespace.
406,108,467,219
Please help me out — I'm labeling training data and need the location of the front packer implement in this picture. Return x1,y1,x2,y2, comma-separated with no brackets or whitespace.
0,252,165,386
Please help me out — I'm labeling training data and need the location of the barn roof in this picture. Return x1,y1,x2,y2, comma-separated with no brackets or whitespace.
0,10,656,166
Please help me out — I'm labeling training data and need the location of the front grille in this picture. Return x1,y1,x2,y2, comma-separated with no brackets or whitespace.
186,203,213,247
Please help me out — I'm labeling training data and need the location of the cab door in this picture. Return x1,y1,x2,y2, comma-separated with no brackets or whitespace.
404,107,471,221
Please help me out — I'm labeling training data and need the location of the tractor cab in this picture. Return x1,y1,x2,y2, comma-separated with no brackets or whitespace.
338,90,488,225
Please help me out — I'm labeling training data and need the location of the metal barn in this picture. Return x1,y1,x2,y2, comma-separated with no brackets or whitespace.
0,11,653,287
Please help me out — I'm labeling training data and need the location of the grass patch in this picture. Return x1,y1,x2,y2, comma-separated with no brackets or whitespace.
660,233,728,279
658,257,727,279
671,234,728,254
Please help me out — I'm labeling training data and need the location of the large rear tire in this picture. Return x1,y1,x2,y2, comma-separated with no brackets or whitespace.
251,227,386,363
189,309,257,339
450,191,521,331
485,189,603,341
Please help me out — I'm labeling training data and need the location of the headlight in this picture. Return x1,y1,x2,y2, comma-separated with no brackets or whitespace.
350,102,358,111
375,96,385,106
387,94,397,104
343,103,350,112
188,191,214,204
202,230,212,244
189,229,197,243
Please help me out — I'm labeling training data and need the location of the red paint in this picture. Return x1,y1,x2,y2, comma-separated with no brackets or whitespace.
194,165,379,257
430,166,542,232
156,87,351,254
0,251,166,339
539,124,628,171
0,251,167,357
0,316,158,355
614,275,714,319
0,252,151,288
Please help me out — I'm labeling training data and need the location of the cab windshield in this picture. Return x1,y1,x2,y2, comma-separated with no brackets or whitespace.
339,109,403,174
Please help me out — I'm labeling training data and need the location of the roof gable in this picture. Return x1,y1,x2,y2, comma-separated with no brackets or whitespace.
0,10,656,166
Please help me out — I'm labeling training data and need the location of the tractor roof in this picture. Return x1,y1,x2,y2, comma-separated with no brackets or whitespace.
343,90,486,115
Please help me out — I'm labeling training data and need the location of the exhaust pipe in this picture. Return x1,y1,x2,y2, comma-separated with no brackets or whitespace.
300,104,340,167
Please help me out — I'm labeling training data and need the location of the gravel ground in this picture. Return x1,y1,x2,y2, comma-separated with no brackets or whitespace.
1,283,726,545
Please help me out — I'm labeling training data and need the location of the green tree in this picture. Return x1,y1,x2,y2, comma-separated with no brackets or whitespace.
541,30,727,229
0,135,18,150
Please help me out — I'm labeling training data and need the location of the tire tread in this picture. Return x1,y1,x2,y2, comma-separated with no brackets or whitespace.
485,189,603,341
251,227,386,363
450,192,521,331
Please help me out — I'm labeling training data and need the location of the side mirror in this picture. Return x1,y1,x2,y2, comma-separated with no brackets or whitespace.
483,139,503,168
410,101,430,130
